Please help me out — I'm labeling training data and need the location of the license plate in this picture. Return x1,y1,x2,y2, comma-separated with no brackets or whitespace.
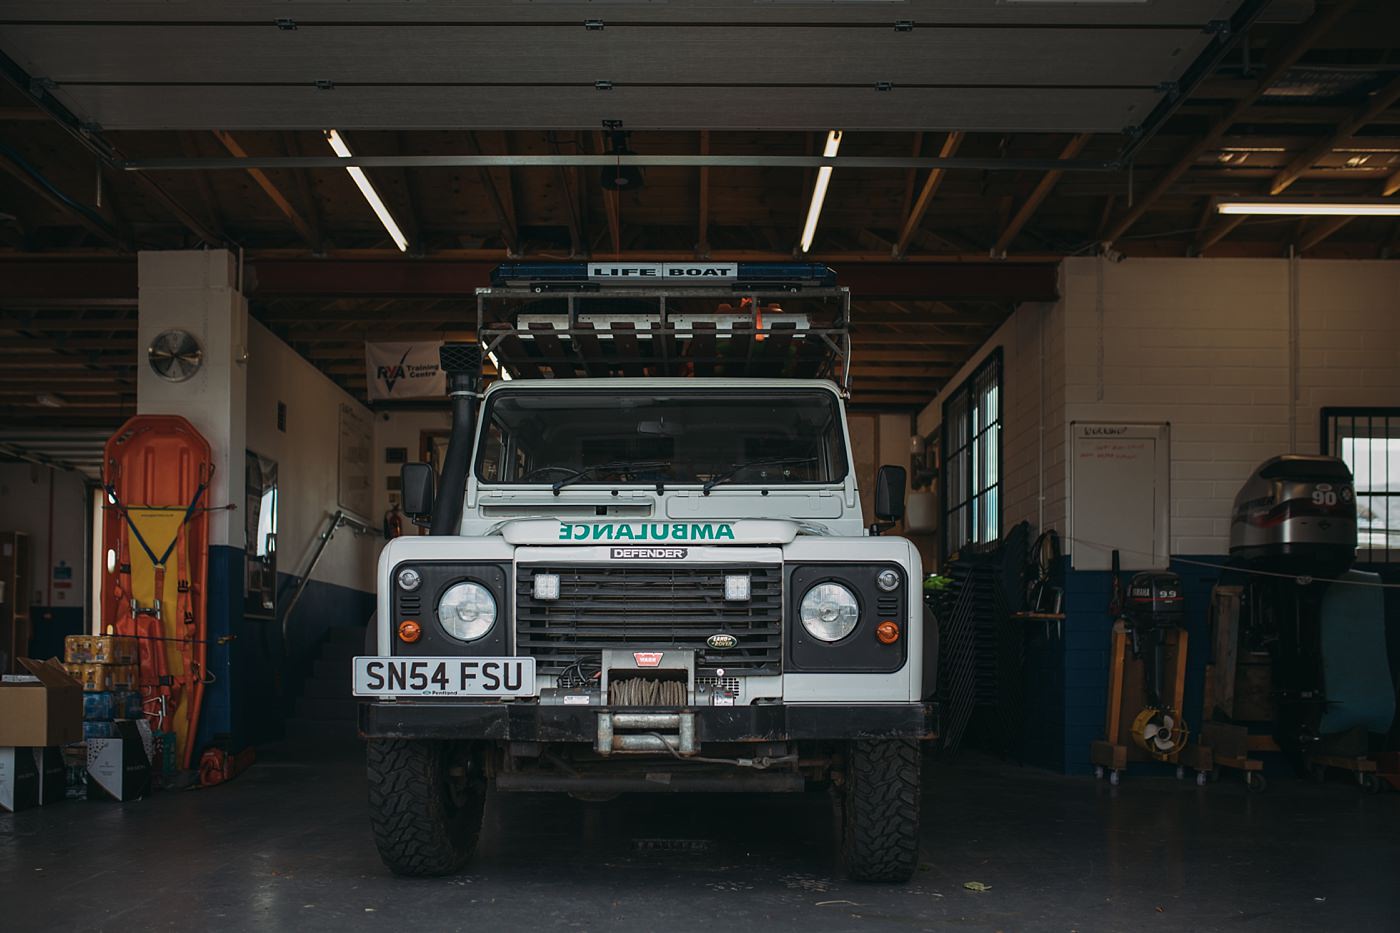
353,656,536,698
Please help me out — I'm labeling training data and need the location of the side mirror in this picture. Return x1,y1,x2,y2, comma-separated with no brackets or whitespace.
874,464,907,524
401,463,436,519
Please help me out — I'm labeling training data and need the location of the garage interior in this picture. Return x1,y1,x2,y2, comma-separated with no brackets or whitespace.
1,0,1398,929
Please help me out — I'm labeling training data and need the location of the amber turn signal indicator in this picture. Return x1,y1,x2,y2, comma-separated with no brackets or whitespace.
397,619,422,643
876,620,900,645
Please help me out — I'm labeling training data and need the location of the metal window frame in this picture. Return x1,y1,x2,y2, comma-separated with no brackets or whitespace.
941,348,1003,563
1321,406,1399,563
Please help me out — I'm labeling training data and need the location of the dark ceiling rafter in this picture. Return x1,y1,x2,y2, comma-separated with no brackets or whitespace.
893,131,964,260
212,129,317,247
0,47,229,248
1196,69,1400,254
1103,0,1363,248
1299,166,1400,253
993,133,1092,257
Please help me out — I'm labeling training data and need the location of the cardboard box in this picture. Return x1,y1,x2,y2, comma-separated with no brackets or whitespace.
64,662,138,693
0,746,40,812
64,635,138,665
87,721,151,802
0,659,83,747
0,746,66,811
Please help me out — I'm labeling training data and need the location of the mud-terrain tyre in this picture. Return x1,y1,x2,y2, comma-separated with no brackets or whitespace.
366,739,485,876
842,739,921,882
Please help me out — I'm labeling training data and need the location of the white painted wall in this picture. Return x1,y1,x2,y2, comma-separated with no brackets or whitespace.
915,296,1065,543
136,250,248,550
917,257,1400,558
371,409,450,544
245,320,378,592
0,463,89,611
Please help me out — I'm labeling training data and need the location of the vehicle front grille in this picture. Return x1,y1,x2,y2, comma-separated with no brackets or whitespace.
515,564,782,679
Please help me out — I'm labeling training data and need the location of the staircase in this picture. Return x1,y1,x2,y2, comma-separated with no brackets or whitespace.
284,624,365,742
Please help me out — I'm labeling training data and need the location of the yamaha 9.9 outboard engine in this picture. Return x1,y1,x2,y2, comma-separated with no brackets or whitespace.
1124,571,1188,759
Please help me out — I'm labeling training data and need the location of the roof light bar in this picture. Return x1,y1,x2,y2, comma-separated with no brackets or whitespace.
1216,198,1400,217
324,130,409,252
800,130,842,254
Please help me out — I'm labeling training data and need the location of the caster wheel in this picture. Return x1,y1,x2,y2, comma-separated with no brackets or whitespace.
1246,772,1267,793
1109,770,1120,786
1360,773,1381,795
1196,771,1207,787
1176,766,1185,781
1094,766,1104,780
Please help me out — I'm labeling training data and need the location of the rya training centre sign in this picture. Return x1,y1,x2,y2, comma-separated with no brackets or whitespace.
365,341,446,400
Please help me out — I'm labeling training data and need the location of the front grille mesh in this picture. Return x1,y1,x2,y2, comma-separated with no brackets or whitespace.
516,565,782,676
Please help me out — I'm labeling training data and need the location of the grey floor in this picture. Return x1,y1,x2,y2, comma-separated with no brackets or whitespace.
2,741,1397,932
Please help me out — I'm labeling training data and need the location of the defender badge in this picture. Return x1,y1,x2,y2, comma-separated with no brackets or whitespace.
706,634,738,649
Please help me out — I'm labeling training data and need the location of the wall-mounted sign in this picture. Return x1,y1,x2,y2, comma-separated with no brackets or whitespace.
365,341,446,401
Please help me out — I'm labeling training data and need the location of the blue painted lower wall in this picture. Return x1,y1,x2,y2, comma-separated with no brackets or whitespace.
193,547,373,754
1037,556,1400,776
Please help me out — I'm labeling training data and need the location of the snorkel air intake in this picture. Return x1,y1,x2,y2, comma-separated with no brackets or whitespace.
429,343,483,535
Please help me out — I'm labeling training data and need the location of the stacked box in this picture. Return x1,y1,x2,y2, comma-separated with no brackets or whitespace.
63,636,138,665
64,662,138,693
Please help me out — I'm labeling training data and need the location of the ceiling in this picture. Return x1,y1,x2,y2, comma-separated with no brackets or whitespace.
1,0,1398,438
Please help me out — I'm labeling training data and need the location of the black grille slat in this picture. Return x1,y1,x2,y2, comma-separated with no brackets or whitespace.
516,564,782,675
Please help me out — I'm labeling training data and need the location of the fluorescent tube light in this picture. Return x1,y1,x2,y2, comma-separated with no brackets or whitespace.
324,129,409,252
800,130,842,253
1216,199,1400,217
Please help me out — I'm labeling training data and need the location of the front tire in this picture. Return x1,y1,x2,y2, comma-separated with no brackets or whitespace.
366,739,485,876
842,739,921,882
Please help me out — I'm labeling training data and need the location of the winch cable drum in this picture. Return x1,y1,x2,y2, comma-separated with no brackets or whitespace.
609,676,687,707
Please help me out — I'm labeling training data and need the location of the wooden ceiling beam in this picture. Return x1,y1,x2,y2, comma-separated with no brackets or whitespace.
0,148,125,248
1299,165,1400,253
1198,71,1400,254
592,131,622,257
992,133,1092,256
212,130,315,246
1104,0,1360,247
892,131,964,260
465,131,519,256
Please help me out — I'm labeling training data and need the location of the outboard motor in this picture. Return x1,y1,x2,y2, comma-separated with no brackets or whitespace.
1124,571,1188,759
1228,455,1359,758
1229,455,1357,574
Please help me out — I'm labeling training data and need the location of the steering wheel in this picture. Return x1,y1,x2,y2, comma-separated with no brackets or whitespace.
518,465,578,482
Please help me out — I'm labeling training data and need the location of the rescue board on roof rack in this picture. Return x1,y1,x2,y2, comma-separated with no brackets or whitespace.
477,263,851,386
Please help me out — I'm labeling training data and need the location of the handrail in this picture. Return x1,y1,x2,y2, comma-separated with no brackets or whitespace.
279,509,377,644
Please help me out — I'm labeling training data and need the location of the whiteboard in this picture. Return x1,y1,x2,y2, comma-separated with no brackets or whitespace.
1068,422,1170,571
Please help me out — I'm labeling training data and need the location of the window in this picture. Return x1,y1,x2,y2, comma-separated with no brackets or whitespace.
1323,408,1398,563
942,349,1002,560
473,388,848,488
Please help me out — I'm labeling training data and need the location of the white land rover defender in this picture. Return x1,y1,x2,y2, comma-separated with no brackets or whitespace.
356,263,938,882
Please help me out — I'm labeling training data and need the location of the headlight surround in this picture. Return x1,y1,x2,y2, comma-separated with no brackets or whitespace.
437,581,498,642
799,581,860,643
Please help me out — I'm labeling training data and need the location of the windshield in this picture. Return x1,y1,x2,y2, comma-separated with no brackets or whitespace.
475,388,848,487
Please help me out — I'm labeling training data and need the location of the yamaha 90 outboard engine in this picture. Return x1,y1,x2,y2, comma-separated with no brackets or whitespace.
1229,455,1357,574
1229,455,1359,758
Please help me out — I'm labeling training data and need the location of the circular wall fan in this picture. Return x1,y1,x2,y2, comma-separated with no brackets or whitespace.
148,329,204,382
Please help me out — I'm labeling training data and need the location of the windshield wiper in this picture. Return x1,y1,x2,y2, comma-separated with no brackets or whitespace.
550,459,671,495
702,456,817,495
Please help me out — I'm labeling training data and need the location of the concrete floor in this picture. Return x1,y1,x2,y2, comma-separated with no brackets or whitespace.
2,743,1397,932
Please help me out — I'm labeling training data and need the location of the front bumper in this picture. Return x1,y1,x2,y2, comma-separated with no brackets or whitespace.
359,700,938,743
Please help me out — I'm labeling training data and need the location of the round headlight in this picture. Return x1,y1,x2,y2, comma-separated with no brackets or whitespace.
876,569,900,592
437,581,497,642
397,567,421,592
799,582,860,642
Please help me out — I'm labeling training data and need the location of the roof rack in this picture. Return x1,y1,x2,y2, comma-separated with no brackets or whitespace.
477,264,851,389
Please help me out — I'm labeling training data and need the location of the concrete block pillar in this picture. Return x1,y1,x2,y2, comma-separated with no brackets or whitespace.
136,249,250,752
